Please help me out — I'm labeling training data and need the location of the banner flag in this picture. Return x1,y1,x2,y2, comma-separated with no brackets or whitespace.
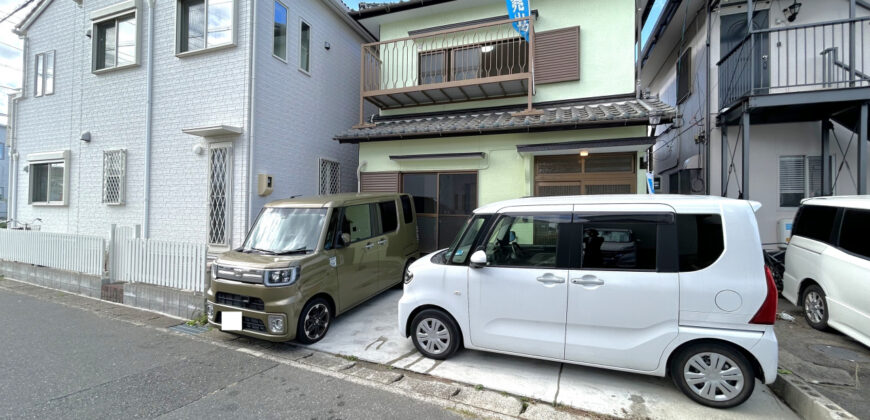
505,0,530,42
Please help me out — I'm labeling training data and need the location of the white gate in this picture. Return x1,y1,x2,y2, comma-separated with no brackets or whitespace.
110,225,208,292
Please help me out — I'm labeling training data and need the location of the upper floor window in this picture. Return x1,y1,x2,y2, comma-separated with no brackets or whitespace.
34,51,54,96
418,39,528,85
273,1,288,61
676,47,691,104
178,0,235,54
299,21,310,72
94,14,137,71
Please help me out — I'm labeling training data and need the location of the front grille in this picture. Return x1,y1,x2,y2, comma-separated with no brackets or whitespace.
216,292,265,311
215,264,264,284
242,316,266,332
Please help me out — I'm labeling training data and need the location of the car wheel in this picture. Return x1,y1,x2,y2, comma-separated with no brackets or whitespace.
410,309,461,360
296,297,331,344
671,343,756,408
802,284,829,331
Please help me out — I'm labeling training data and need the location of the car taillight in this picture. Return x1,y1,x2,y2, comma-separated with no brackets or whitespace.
750,266,778,325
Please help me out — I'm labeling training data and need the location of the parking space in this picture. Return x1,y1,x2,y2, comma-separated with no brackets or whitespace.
776,298,869,419
302,290,797,419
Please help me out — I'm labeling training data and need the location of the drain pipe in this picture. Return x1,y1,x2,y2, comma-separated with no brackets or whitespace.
704,2,712,194
244,0,258,230
8,94,20,224
143,0,156,237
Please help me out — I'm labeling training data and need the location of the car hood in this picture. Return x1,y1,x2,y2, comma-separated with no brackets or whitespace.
215,250,312,269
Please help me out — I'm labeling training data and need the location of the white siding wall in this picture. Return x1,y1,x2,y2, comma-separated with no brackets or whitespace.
1,125,8,219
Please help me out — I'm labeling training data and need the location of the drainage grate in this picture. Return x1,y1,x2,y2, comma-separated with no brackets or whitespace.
170,324,209,335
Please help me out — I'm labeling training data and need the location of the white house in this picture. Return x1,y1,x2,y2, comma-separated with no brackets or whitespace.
640,0,870,244
1,123,7,220
6,0,372,251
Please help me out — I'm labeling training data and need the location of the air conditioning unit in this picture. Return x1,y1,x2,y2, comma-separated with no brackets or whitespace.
777,219,794,249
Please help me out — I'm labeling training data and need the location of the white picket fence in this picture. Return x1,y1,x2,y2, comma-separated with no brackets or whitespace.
111,226,208,292
0,229,105,276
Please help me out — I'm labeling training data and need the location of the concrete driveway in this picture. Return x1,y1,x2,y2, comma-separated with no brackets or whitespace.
304,290,797,420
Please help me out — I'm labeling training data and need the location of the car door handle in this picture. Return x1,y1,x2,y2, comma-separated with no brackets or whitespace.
377,239,387,245
536,274,565,284
572,277,604,286
365,243,374,249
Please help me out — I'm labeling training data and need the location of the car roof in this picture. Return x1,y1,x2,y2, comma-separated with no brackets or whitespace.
266,192,404,208
800,195,870,210
473,194,759,214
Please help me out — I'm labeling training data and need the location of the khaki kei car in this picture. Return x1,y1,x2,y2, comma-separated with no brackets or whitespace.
207,193,419,343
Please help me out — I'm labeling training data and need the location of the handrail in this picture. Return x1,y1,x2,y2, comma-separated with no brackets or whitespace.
751,15,870,34
362,16,532,47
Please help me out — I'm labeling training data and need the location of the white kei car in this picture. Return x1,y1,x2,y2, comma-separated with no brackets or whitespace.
399,195,778,408
782,196,870,347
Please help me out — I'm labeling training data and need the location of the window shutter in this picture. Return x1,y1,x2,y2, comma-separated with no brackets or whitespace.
534,26,579,84
360,172,400,192
779,156,805,207
677,48,691,104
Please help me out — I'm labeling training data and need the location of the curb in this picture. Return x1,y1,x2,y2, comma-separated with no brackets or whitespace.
769,373,858,420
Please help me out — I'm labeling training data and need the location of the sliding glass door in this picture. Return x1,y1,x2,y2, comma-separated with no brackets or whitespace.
402,172,477,253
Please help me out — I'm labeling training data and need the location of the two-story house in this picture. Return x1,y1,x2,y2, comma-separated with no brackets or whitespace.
640,0,869,243
335,0,677,252
6,0,372,250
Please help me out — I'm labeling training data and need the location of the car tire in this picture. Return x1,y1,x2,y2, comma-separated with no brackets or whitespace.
410,309,461,360
670,342,756,408
296,297,332,344
802,284,830,331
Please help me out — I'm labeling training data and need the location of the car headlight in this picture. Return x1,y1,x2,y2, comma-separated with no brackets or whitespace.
404,269,414,284
263,266,300,287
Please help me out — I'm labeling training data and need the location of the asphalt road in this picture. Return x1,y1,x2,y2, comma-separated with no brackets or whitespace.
0,291,463,420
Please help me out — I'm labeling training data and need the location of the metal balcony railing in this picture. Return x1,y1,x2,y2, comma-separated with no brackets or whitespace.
355,16,536,126
718,16,870,110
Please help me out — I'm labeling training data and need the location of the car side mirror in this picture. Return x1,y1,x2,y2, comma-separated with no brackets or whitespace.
340,233,351,245
469,250,488,268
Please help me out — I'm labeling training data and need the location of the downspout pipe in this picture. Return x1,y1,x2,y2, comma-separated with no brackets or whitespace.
245,0,258,231
705,1,712,195
143,0,156,238
8,94,20,224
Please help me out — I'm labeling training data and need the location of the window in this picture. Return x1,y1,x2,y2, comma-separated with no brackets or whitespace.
839,209,870,259
341,204,374,243
178,0,235,54
581,221,658,270
94,14,136,71
418,38,528,85
400,195,414,224
402,172,477,252
208,143,232,246
676,47,691,104
273,1,288,60
792,204,838,244
779,155,832,207
318,158,340,195
102,150,126,205
378,200,398,233
484,214,570,268
299,21,310,72
34,51,54,96
419,51,445,84
676,214,724,271
447,215,490,265
28,151,69,206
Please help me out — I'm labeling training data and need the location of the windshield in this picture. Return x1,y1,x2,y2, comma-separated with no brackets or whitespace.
242,207,327,254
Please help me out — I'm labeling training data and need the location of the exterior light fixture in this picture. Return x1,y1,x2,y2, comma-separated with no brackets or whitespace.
324,41,331,50
80,131,91,142
579,150,589,157
481,45,495,53
783,1,801,22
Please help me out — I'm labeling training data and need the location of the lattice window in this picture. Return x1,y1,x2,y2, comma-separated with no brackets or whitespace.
319,158,340,195
102,150,126,205
208,143,232,246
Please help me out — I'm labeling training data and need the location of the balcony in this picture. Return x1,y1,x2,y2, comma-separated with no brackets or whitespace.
718,17,870,113
356,16,536,126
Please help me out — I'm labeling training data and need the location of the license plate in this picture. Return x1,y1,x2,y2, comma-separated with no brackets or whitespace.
221,311,242,331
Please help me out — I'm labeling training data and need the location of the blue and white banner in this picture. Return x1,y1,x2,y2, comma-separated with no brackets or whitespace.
505,0,530,42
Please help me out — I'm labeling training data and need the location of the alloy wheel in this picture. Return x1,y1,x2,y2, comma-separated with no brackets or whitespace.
683,352,745,402
416,318,451,355
804,291,825,324
303,303,329,340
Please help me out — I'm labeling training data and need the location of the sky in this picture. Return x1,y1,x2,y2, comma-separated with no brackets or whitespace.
1,0,36,126
640,0,666,50
342,0,401,11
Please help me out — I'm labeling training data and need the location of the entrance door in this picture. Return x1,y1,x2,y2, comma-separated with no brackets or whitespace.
720,10,769,95
534,153,637,197
564,204,679,372
402,172,477,253
467,210,572,359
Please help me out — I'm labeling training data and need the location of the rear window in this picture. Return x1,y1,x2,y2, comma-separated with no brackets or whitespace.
400,195,414,224
378,200,398,233
793,205,838,244
838,208,870,259
676,214,724,271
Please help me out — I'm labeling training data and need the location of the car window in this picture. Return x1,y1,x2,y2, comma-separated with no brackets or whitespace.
323,208,341,250
676,214,724,271
838,208,870,259
581,222,657,270
448,215,490,264
341,204,374,243
484,214,570,268
378,200,398,233
793,205,839,244
400,195,414,224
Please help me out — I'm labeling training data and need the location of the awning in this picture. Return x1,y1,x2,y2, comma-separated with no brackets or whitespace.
516,136,656,155
182,124,242,137
334,96,676,143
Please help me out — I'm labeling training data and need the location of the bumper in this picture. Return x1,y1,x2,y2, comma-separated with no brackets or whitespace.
206,278,304,342
750,326,779,384
397,286,414,338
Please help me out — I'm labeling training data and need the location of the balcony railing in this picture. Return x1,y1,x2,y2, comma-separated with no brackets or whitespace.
356,16,536,126
718,17,870,110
